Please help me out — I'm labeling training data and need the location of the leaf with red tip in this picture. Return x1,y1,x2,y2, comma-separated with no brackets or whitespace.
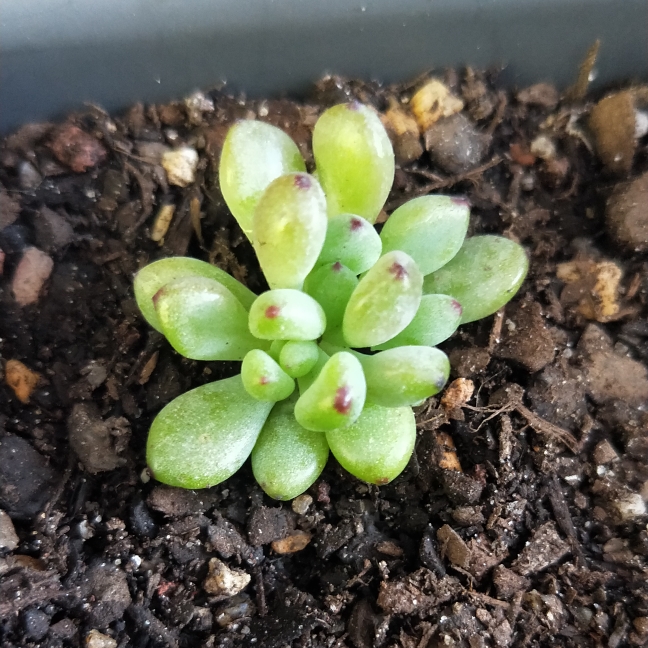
294,352,366,432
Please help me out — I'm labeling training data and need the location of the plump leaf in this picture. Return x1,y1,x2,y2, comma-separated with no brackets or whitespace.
279,340,320,378
219,120,306,238
295,352,366,432
134,256,256,332
317,213,382,274
253,172,328,289
313,102,395,222
380,195,470,275
252,400,329,500
268,339,287,361
343,251,423,348
249,289,326,340
424,235,529,323
153,276,262,361
304,262,358,335
359,346,450,407
326,402,416,485
241,349,295,401
147,376,273,489
297,347,330,393
372,294,463,350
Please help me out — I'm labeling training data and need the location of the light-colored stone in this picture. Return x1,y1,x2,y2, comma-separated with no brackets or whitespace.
0,510,19,551
291,494,313,515
203,557,250,599
85,629,117,648
611,493,646,521
12,247,54,306
162,147,198,187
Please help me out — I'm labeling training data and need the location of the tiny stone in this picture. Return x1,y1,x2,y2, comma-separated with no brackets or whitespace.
291,494,313,515
611,493,646,521
12,247,54,306
162,147,199,187
0,435,58,520
48,124,107,173
203,557,250,599
0,509,19,550
593,440,619,465
424,112,489,174
85,629,118,648
50,618,77,640
606,172,648,251
271,530,312,554
22,608,50,641
33,206,75,252
634,617,648,637
5,359,40,404
18,160,42,189
214,594,256,628
589,91,636,174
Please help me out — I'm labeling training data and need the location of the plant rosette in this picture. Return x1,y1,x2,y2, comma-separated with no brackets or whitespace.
134,102,528,500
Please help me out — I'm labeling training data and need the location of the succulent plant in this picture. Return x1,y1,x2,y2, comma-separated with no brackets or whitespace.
134,102,528,499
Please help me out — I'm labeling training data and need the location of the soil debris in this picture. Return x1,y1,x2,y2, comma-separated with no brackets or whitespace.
48,123,107,173
606,171,648,251
510,522,570,576
496,300,556,371
577,323,648,406
67,403,130,473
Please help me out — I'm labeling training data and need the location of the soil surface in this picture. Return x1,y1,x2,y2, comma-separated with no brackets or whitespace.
1,69,648,648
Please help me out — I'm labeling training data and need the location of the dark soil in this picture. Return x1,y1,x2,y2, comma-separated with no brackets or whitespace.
1,69,648,648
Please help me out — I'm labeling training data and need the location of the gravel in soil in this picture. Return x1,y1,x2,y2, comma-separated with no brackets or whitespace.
1,70,648,647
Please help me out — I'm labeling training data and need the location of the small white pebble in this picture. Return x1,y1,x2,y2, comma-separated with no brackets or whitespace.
162,147,199,187
86,629,117,648
613,493,646,521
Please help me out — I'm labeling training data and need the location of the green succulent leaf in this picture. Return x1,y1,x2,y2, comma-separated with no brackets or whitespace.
252,400,329,500
317,213,382,274
313,102,395,222
294,352,366,432
147,376,273,489
372,293,463,350
343,251,423,348
297,347,330,393
268,340,287,361
326,402,416,485
359,346,450,407
249,289,326,340
279,340,320,378
241,349,295,401
134,256,256,332
304,262,358,335
380,195,470,275
424,235,529,323
219,120,306,238
153,276,263,361
253,172,328,289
